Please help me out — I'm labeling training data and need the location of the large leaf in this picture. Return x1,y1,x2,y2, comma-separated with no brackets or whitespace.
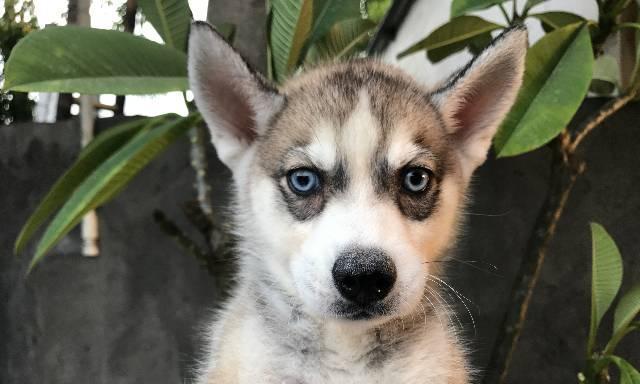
269,0,359,82
397,16,503,62
270,0,314,82
137,0,192,52
613,284,640,340
494,23,592,157
608,356,640,384
304,0,360,52
587,223,623,355
306,18,376,62
3,26,188,94
27,114,201,272
451,0,509,17
531,11,585,32
14,118,156,255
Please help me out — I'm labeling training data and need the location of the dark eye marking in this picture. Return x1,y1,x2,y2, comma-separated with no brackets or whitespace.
277,160,347,222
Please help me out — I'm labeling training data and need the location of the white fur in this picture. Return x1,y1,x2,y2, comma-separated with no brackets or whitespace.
188,22,527,384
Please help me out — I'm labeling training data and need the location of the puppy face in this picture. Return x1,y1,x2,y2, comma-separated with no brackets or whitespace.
188,22,527,322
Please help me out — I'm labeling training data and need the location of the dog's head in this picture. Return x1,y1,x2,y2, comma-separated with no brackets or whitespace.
188,22,526,322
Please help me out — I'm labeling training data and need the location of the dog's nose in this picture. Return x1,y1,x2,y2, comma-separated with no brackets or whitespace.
332,248,396,306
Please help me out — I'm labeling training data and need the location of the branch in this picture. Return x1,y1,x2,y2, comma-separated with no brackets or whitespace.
568,93,636,153
483,95,636,383
189,123,216,225
152,209,209,264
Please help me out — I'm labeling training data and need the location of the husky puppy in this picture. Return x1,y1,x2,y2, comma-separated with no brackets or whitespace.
188,20,527,384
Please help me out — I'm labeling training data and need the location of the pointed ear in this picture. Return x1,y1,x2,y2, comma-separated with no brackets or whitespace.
432,26,528,178
188,21,284,169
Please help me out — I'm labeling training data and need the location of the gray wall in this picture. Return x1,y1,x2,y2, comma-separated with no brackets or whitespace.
1,101,638,383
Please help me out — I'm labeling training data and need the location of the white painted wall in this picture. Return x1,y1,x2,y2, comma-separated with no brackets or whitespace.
384,0,598,87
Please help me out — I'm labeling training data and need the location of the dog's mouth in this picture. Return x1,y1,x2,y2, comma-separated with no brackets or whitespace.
331,301,392,321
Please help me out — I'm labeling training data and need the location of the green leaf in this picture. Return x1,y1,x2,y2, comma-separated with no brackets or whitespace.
270,0,314,82
397,16,503,62
608,356,640,384
3,26,188,94
27,114,201,272
451,0,509,17
530,12,585,33
590,54,620,95
587,223,623,355
137,0,192,52
365,0,392,23
14,118,155,255
305,0,360,50
524,0,548,12
306,18,375,62
216,22,237,43
613,284,640,341
617,22,640,31
468,32,493,56
269,0,359,82
494,23,593,157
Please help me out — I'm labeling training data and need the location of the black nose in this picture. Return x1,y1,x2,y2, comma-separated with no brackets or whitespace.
332,248,397,306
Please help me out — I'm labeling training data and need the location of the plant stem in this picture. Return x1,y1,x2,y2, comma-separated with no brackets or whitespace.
568,93,636,152
483,134,585,384
498,4,511,24
483,93,637,384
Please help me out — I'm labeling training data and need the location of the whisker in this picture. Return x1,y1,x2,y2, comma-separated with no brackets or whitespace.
463,209,512,217
423,258,501,276
426,275,477,335
425,285,463,331
421,294,441,329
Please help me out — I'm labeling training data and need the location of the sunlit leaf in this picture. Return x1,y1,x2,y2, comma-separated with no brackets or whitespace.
397,16,503,62
587,223,623,355
494,23,593,157
137,0,192,52
3,26,188,94
27,114,201,272
365,0,392,23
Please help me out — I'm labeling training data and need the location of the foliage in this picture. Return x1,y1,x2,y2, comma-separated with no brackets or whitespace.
397,0,640,157
579,223,640,384
268,0,378,82
2,0,390,270
0,0,38,124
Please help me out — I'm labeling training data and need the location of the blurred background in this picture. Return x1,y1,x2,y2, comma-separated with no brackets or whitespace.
1,0,638,383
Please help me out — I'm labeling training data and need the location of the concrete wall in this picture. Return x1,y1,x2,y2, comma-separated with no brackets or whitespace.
1,101,638,384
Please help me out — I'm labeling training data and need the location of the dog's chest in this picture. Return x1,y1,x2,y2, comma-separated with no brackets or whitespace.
268,322,407,384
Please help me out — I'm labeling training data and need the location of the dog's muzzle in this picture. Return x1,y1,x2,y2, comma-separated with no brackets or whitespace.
332,247,396,312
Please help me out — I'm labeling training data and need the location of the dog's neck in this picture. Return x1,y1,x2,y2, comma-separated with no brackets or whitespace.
247,275,439,368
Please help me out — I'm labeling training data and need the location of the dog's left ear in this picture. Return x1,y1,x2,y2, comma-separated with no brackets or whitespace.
188,21,284,169
432,26,527,178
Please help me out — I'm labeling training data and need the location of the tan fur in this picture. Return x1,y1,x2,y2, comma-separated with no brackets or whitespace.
188,22,527,384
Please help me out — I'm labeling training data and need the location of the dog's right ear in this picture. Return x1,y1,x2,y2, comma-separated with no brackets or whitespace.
188,21,284,169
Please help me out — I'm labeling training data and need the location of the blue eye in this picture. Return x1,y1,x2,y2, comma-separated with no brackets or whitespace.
287,168,321,195
402,167,431,193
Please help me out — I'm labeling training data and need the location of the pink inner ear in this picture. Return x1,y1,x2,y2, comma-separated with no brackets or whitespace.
203,70,257,142
451,65,510,143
